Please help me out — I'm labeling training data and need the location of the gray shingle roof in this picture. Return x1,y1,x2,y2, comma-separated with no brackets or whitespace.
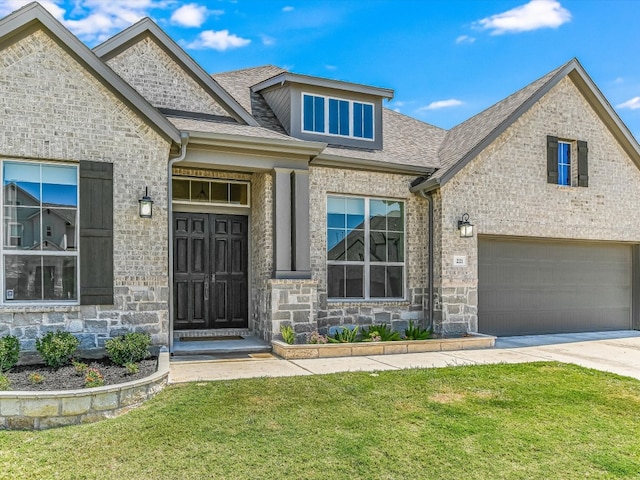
321,109,445,169
433,64,566,182
212,65,445,170
167,116,298,141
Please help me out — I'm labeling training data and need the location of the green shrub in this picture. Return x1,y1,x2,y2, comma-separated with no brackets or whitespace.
404,320,431,340
35,331,79,369
84,368,104,388
28,372,44,384
72,359,88,375
124,362,139,375
0,373,10,391
105,332,151,366
361,324,400,342
280,325,295,345
0,335,20,373
327,326,359,343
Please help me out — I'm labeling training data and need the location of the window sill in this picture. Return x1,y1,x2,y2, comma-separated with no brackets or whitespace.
327,298,410,307
0,303,80,312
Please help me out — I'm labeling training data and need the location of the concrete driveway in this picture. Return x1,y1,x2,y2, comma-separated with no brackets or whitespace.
169,330,640,383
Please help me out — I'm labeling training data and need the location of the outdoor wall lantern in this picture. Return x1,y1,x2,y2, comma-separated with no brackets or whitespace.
457,213,474,238
139,187,154,219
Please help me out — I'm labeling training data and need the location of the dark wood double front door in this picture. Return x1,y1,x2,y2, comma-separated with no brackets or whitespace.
173,213,248,330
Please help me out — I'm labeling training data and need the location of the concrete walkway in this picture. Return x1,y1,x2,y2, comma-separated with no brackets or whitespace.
169,330,640,383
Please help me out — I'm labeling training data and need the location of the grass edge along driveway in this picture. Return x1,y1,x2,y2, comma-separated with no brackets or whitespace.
1,362,640,479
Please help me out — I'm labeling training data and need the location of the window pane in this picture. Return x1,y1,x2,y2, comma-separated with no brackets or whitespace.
387,201,404,231
370,231,387,262
42,165,77,208
230,183,248,205
303,95,314,131
387,232,404,262
346,197,364,228
314,96,325,133
558,143,571,186
43,208,76,251
172,179,190,201
328,265,345,298
339,100,350,135
363,104,374,139
329,98,339,134
353,102,363,137
346,230,364,261
345,265,363,297
327,196,346,228
42,256,77,301
387,266,404,298
192,181,210,203
5,255,42,301
370,199,386,225
370,265,385,298
327,229,346,260
4,207,39,249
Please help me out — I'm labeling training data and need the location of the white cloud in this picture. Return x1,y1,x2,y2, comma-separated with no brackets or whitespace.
171,3,210,28
282,6,294,12
0,0,65,19
418,99,464,111
0,0,183,43
260,34,275,46
325,65,337,71
617,97,640,110
475,0,571,35
455,35,476,45
185,29,251,51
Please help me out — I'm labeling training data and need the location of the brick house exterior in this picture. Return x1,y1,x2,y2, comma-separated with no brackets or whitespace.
1,3,639,353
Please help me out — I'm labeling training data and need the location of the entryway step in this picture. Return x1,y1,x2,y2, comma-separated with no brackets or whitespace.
171,334,271,358
174,328,252,340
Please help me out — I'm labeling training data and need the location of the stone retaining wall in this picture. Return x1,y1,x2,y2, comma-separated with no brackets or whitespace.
0,352,169,430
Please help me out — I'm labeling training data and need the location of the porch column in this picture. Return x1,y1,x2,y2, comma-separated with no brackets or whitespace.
291,169,311,277
272,168,292,277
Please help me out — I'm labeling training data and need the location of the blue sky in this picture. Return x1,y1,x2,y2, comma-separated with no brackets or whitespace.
3,1,640,137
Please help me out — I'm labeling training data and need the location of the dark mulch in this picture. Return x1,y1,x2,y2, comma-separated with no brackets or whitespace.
4,358,157,391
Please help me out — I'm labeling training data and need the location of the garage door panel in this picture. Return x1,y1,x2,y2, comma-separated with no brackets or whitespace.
479,238,632,336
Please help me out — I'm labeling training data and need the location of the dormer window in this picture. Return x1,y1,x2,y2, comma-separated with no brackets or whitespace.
302,93,374,140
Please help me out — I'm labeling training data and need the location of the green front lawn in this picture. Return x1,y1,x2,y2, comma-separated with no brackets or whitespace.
2,362,640,479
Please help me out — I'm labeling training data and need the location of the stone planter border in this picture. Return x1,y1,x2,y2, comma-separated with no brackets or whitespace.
0,351,169,430
272,333,496,360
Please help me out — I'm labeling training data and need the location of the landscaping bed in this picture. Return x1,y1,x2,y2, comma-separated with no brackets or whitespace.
4,358,157,391
273,333,496,359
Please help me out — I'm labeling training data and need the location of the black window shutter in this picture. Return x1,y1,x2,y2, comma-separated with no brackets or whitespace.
79,161,114,305
547,136,559,184
577,140,588,187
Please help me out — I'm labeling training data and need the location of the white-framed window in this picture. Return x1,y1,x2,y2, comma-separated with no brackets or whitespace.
558,141,571,186
172,177,250,207
2,160,79,303
302,93,375,140
327,195,405,300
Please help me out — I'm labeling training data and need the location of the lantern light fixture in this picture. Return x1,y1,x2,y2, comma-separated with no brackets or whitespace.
139,187,154,219
457,213,473,238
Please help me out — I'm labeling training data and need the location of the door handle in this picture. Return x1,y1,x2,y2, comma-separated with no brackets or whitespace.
211,273,216,282
204,280,209,300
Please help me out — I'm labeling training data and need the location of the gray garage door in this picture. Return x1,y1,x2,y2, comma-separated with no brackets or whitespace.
478,237,632,336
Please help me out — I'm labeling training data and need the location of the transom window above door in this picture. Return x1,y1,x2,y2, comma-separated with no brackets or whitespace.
172,178,250,207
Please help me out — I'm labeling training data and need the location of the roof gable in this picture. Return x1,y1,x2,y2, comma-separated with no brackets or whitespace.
411,58,640,192
0,2,181,145
94,18,258,127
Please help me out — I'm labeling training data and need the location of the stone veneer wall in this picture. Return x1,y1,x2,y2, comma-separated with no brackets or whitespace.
106,37,229,117
436,76,640,334
0,29,171,350
309,166,429,335
268,279,318,344
250,172,273,340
